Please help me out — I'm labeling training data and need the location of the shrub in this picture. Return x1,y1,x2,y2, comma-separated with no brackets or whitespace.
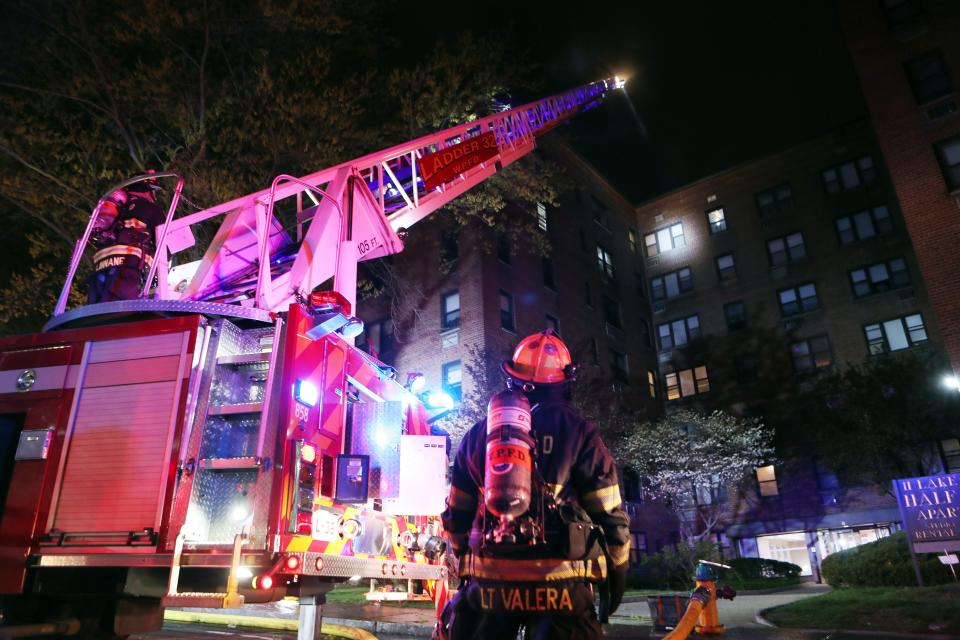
820,532,952,588
628,540,722,590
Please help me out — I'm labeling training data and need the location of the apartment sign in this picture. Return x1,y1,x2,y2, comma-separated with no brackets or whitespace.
893,473,960,553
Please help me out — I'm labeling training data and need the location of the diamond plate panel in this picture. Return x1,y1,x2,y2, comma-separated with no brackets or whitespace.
44,299,272,331
349,401,403,499
183,469,258,543
302,553,444,580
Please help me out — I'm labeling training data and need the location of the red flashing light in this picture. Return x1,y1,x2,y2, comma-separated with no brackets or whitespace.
255,574,274,590
301,443,317,464
308,290,351,316
285,555,301,571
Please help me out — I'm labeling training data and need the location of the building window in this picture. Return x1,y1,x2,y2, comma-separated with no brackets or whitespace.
735,354,759,388
546,314,560,335
882,0,924,28
724,301,746,331
496,234,511,264
836,205,893,244
631,532,648,561
499,290,515,332
934,136,960,192
441,291,460,329
767,232,806,266
790,335,833,373
778,283,819,317
542,257,556,290
821,155,877,193
643,223,685,257
715,253,737,282
610,349,628,382
941,439,960,473
440,228,458,265
665,366,710,400
363,318,394,361
602,295,621,329
816,461,841,506
756,465,779,497
537,202,548,231
657,315,701,351
639,319,652,348
628,228,638,253
650,267,693,301
596,245,615,279
755,184,793,217
904,50,954,105
647,370,656,398
706,207,727,234
442,360,462,404
849,258,910,297
864,314,928,354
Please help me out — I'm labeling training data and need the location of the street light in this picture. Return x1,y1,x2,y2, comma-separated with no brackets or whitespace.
942,374,960,392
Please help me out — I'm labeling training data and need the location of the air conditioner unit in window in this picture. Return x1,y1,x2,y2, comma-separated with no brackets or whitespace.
926,99,958,121
897,288,916,301
652,302,666,315
770,266,788,280
646,256,660,268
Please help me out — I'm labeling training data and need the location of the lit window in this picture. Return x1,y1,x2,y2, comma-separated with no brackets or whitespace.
934,136,960,192
628,228,638,253
715,253,736,282
778,283,819,317
836,205,893,244
756,465,779,497
755,184,793,217
499,290,515,331
650,267,693,301
442,360,462,403
542,257,556,290
596,246,615,279
706,207,727,234
790,335,833,373
767,232,806,266
864,314,927,354
822,155,877,193
664,366,709,401
537,202,548,231
643,223,685,257
546,314,560,335
657,315,701,351
441,291,460,329
904,50,954,105
724,301,746,331
647,371,656,398
849,258,910,297
610,349,628,382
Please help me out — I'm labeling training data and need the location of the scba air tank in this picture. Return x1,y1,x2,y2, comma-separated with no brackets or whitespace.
484,389,534,521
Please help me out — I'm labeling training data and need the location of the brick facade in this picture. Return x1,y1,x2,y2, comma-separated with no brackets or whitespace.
839,0,960,375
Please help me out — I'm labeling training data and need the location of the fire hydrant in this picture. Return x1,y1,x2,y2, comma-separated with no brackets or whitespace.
694,560,736,635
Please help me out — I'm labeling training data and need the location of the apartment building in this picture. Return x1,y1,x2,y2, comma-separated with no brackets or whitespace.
840,0,960,375
633,120,944,578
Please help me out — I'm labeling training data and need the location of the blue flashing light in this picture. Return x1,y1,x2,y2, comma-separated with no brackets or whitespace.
295,379,319,406
425,390,454,411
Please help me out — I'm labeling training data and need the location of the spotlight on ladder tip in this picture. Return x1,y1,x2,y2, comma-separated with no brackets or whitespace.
425,390,454,410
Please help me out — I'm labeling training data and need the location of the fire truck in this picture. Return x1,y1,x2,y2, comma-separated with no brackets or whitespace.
0,77,624,638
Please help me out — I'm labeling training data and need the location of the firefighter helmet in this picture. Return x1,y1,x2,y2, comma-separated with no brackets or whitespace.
501,329,575,386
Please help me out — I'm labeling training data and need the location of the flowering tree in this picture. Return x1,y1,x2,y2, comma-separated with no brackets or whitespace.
617,409,774,543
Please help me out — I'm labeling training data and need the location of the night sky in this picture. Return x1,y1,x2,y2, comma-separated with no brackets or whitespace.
419,0,868,203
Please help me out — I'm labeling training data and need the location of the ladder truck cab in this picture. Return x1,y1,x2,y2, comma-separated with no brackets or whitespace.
0,77,623,638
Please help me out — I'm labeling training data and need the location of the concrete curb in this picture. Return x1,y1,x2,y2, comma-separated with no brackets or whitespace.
164,609,385,639
755,607,958,640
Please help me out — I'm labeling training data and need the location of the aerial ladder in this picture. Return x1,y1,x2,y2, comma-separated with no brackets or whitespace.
0,77,625,639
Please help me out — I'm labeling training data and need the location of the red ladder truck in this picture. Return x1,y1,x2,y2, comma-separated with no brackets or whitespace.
0,77,625,638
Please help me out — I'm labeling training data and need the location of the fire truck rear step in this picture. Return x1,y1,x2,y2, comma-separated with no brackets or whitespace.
164,532,244,609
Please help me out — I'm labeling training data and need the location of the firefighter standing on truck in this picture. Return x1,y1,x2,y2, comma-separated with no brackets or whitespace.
439,330,630,640
86,174,165,304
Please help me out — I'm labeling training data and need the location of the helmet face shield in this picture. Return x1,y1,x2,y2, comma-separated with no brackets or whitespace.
501,329,574,387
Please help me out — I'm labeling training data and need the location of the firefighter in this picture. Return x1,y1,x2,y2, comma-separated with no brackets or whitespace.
439,330,630,640
86,174,166,304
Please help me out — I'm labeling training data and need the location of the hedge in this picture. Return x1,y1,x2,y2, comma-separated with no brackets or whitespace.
820,531,953,587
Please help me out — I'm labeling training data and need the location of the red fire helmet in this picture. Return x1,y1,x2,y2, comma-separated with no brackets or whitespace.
501,329,574,385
